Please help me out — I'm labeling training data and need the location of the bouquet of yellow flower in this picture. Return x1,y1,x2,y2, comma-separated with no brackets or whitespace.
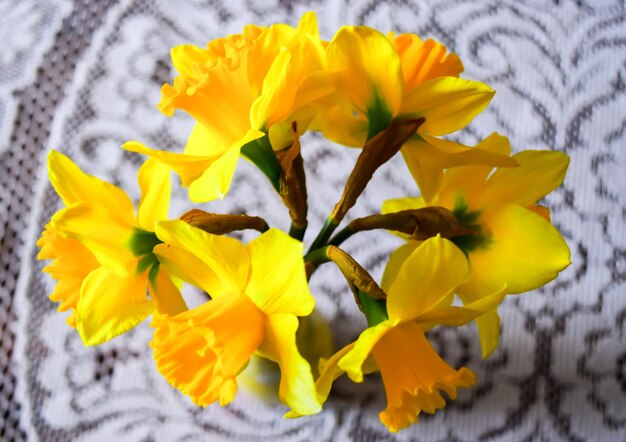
37,12,570,433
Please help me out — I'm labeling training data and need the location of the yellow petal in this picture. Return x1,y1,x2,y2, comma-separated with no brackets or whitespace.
245,229,313,316
149,269,188,316
137,158,171,231
250,49,294,130
257,314,321,415
126,128,264,203
381,197,426,214
187,144,241,202
184,122,232,157
460,204,571,295
151,294,266,407
373,321,476,432
473,131,512,156
187,134,264,202
287,70,334,124
155,220,250,296
251,25,331,135
327,26,403,123
280,21,331,114
433,133,511,209
381,241,420,291
311,100,369,147
245,24,297,95
316,344,354,398
414,285,506,327
386,236,469,322
123,141,220,187
285,342,355,418
401,133,517,202
392,34,463,91
527,204,551,220
480,150,569,207
185,125,264,201
51,203,135,276
297,11,320,37
411,134,518,169
474,311,501,358
47,150,135,217
76,267,154,346
401,77,494,136
338,321,394,383
401,146,444,203
153,243,224,296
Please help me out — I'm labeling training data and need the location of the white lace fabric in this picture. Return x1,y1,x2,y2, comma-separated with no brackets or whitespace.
1,1,625,440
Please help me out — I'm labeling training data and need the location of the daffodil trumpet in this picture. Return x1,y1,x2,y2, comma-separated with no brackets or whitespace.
38,11,572,435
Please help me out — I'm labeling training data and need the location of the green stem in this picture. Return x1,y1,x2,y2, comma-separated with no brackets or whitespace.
357,290,388,327
308,217,339,253
328,225,354,247
289,222,307,241
304,246,331,267
303,246,330,280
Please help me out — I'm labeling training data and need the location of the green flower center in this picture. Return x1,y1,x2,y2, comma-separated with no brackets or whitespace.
450,196,490,254
366,90,393,141
358,290,389,327
126,228,163,281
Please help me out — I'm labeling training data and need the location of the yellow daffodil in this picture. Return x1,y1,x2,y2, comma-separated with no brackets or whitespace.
383,134,571,357
150,220,320,415
38,151,187,346
290,236,505,432
316,26,515,190
125,12,332,202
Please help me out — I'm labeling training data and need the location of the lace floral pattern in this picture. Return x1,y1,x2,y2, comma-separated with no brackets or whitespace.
2,0,624,440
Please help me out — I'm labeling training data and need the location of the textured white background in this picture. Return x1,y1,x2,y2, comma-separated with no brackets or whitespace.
0,0,624,440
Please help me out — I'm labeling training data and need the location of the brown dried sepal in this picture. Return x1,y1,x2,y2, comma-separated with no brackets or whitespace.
180,209,269,235
331,117,425,221
350,207,473,241
275,123,308,230
326,245,387,301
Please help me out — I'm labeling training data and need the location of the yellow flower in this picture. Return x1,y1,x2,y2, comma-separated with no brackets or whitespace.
290,236,504,432
125,12,331,202
150,220,321,415
38,151,186,345
321,29,468,142
316,26,514,189
383,134,571,357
